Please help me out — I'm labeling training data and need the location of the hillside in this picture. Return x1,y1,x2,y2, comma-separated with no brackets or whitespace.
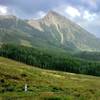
74,51,100,61
28,11,100,52
0,57,100,100
0,11,100,53
0,15,50,48
0,44,100,77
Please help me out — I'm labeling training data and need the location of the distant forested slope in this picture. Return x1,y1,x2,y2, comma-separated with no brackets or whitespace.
0,44,100,76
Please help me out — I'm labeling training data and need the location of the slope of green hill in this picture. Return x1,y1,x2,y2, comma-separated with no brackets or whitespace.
74,51,100,61
0,11,100,53
1,44,100,77
0,15,75,54
0,57,100,100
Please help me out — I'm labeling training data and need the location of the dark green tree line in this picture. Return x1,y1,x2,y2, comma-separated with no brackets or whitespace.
0,44,100,76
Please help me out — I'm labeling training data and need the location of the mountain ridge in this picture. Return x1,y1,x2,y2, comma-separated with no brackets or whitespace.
28,11,100,51
0,11,100,52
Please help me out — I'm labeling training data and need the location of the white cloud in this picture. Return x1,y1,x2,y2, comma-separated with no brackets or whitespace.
0,5,8,15
65,6,81,17
83,11,96,21
33,11,46,19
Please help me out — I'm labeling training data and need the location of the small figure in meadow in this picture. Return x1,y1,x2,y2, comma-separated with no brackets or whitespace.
25,84,28,92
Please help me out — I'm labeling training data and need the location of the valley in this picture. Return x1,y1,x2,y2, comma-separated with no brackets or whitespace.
0,11,100,100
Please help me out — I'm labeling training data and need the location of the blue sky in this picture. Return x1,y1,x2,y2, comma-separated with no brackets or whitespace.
0,0,100,37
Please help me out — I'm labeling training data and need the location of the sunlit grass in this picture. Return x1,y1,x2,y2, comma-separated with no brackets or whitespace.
0,57,100,100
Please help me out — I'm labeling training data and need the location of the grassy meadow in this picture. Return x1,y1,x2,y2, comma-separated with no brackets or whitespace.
0,57,100,100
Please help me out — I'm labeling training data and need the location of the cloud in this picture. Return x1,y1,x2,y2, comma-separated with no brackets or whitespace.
0,0,64,18
33,11,46,19
83,10,96,21
65,6,81,17
0,5,8,15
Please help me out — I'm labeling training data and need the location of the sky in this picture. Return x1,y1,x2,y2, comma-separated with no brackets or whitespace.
0,0,100,37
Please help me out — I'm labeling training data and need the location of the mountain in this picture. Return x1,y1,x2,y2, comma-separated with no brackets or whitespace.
0,15,69,53
0,11,100,52
0,15,45,47
28,11,100,52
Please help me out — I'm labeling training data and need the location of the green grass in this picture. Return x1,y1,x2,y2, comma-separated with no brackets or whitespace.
0,57,100,100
